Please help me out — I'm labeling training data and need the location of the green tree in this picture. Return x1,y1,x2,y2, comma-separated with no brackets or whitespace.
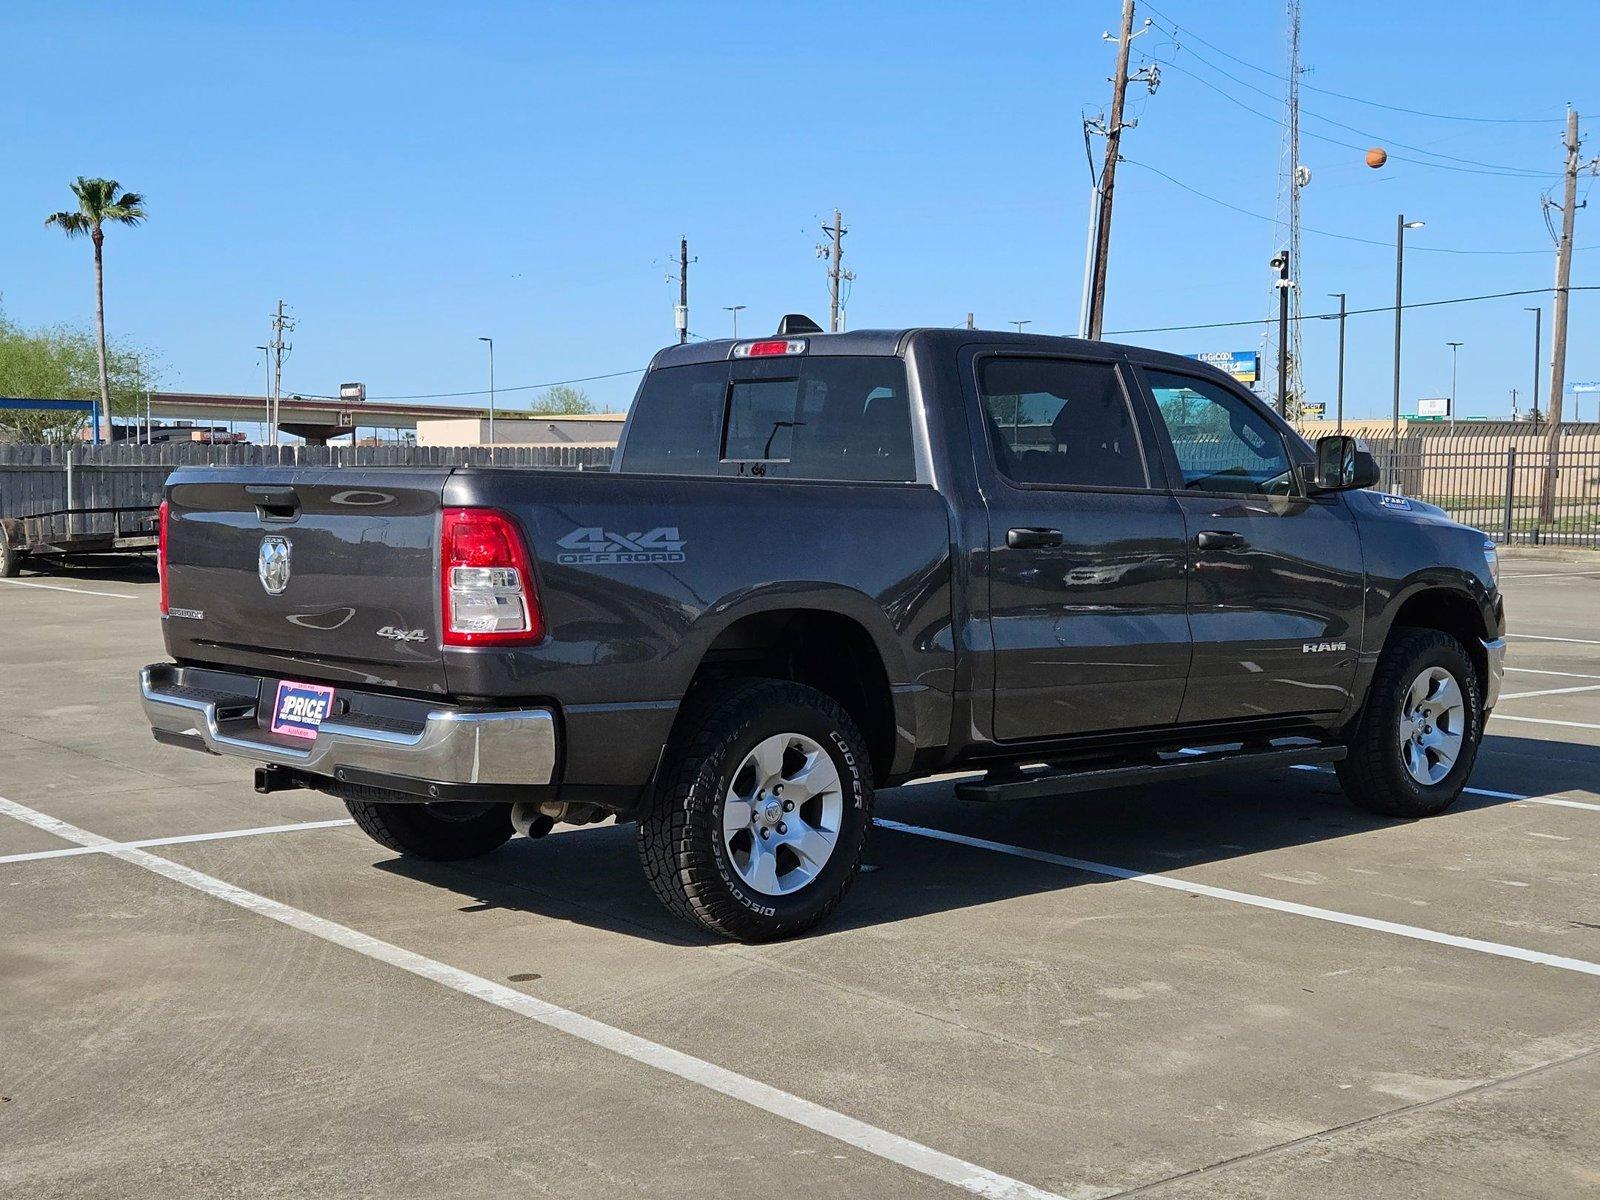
0,309,152,443
44,177,147,422
530,384,594,415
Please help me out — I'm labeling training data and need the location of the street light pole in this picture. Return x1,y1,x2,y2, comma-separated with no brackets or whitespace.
1446,341,1463,428
723,305,746,338
1328,293,1346,434
1391,214,1425,446
477,337,495,462
1010,320,1032,333
1523,306,1542,420
1272,249,1290,417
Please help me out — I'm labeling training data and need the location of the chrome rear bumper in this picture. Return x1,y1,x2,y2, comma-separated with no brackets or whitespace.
140,663,556,787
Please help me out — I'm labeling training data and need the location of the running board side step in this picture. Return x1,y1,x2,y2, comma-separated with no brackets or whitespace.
954,743,1347,803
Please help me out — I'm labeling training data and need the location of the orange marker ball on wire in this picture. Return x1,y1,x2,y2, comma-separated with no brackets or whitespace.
1366,146,1388,169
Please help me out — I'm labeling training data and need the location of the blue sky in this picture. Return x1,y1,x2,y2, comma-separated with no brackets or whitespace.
4,0,1596,422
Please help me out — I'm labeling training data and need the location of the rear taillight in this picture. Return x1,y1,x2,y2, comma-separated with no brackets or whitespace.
157,499,170,615
440,507,544,646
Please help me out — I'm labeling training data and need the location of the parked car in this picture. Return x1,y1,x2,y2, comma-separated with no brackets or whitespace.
142,321,1505,941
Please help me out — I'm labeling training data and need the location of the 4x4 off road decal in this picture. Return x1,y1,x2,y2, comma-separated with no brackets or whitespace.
556,526,686,565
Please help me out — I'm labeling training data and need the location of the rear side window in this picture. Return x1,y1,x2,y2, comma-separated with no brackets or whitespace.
621,357,916,482
979,357,1148,489
617,363,726,475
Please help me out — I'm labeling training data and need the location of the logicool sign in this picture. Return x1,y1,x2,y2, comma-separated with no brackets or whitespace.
1187,351,1260,384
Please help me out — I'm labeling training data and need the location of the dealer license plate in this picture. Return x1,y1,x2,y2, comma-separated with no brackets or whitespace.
271,680,336,741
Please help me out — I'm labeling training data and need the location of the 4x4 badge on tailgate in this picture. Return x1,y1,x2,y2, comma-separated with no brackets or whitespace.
259,535,292,595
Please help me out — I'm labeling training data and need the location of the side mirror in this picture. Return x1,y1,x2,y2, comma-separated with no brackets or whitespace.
1311,435,1380,491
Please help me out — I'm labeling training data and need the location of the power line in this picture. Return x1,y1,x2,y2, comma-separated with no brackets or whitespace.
1151,58,1558,179
290,284,1596,400
1103,284,1600,336
1123,158,1596,255
1139,3,1566,126
1147,43,1556,177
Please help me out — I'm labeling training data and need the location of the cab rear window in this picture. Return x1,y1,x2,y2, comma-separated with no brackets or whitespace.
620,358,916,482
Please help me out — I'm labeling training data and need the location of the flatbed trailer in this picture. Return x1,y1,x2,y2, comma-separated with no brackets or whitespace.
0,504,158,576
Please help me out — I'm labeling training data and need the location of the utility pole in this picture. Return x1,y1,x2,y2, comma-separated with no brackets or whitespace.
664,238,696,343
817,210,854,332
1328,292,1346,434
1524,306,1542,419
1083,0,1156,339
267,301,294,448
1540,107,1592,523
678,236,690,344
966,312,975,330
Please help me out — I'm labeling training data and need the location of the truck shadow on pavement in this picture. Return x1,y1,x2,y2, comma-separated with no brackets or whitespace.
373,733,1593,947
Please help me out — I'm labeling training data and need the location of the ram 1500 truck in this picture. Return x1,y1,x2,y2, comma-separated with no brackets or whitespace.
142,321,1506,941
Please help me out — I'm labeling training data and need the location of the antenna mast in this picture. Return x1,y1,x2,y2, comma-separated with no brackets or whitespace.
1266,0,1306,415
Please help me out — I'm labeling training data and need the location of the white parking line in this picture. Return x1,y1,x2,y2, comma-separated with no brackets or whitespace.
0,794,1066,1200
874,818,1600,979
1284,764,1600,813
1496,684,1600,701
0,817,355,866
1507,633,1600,646
1505,667,1600,681
1492,713,1600,732
0,577,137,600
1501,569,1600,580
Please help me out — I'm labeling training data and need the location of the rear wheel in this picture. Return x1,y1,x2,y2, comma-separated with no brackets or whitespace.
638,678,872,942
0,539,21,578
1337,627,1481,818
341,787,514,860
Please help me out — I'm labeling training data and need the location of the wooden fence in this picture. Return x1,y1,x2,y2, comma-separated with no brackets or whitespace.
0,443,615,543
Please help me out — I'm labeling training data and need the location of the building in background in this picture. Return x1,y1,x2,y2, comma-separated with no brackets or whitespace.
414,413,626,449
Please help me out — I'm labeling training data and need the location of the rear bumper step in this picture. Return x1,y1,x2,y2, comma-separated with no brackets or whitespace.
955,742,1347,803
140,663,557,790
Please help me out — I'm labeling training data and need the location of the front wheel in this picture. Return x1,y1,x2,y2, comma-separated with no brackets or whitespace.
1337,627,1482,818
638,679,873,942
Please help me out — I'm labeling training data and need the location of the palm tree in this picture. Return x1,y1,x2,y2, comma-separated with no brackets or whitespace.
45,178,147,432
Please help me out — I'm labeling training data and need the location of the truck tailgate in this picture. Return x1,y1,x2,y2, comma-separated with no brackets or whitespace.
163,467,451,693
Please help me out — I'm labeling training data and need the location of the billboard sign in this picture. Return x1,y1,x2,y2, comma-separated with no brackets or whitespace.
1187,350,1260,384
339,382,366,402
1571,381,1600,393
1416,397,1450,417
1301,402,1326,418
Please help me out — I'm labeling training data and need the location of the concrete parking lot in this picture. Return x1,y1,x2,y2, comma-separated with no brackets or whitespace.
3,558,1599,1199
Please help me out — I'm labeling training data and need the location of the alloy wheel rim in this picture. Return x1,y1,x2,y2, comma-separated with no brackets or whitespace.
722,732,844,896
1398,665,1466,786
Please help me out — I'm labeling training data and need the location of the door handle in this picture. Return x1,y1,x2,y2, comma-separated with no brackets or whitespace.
1007,527,1064,549
1195,530,1248,551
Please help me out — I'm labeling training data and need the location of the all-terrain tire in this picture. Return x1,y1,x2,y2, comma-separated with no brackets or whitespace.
1337,627,1482,818
341,786,514,860
638,678,873,942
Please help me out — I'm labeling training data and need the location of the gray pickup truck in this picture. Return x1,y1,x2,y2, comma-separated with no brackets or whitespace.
143,320,1505,941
